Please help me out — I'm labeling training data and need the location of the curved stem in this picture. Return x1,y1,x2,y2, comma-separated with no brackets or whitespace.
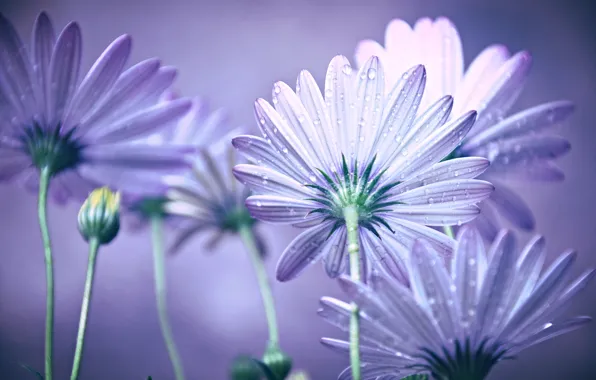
151,216,185,380
443,226,455,239
70,237,100,380
238,224,279,347
343,205,361,380
38,166,54,380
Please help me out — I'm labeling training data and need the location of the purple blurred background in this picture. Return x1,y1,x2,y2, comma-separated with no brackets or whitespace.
1,0,596,378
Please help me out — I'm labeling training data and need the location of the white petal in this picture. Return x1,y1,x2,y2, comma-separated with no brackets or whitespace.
245,195,319,224
393,157,490,195
390,179,493,208
354,56,385,165
233,164,312,198
324,55,357,164
296,69,341,173
374,65,426,172
254,98,314,183
384,205,480,226
383,216,455,256
385,110,477,183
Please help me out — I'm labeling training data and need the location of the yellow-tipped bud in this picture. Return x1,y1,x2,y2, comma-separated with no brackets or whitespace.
78,187,121,245
288,371,310,380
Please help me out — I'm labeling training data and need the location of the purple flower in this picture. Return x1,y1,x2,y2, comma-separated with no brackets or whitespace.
122,91,242,231
0,12,192,204
355,17,573,240
320,227,593,379
232,55,494,282
164,145,266,255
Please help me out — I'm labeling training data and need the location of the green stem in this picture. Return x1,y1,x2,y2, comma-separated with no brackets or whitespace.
38,166,54,380
70,237,100,380
443,226,455,239
238,224,279,347
343,205,361,380
151,216,185,380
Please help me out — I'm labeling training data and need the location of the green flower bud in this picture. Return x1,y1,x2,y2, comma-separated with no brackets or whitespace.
262,347,292,380
78,187,121,245
287,371,310,380
230,356,262,380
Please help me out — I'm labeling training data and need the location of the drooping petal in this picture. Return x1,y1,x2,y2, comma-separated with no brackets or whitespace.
32,12,56,122
233,164,313,198
384,205,480,226
275,221,335,281
488,181,535,231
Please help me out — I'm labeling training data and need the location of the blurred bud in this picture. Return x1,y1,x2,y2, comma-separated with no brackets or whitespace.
287,371,310,380
262,347,292,380
78,187,121,245
230,356,262,380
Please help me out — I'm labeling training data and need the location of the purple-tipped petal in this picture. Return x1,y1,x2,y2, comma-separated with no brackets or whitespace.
48,22,81,125
32,12,56,121
90,98,192,144
63,35,132,130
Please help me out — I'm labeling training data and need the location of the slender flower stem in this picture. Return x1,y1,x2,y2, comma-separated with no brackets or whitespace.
150,216,185,380
343,205,361,380
38,166,54,380
70,237,100,380
238,224,279,347
443,226,455,239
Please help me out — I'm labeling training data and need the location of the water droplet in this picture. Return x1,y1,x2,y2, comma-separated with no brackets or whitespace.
342,64,352,75
367,68,377,79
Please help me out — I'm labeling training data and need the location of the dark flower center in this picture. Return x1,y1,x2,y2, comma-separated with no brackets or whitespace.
413,338,508,380
21,123,83,175
306,154,400,238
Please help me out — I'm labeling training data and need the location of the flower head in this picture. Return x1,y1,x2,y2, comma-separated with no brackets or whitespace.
233,55,493,282
320,227,593,379
78,187,121,244
164,145,262,253
121,92,240,230
355,17,573,239
0,12,192,204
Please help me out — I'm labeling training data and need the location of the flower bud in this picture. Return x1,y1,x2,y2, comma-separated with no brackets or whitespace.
262,346,292,380
78,187,121,245
229,356,262,380
288,371,310,380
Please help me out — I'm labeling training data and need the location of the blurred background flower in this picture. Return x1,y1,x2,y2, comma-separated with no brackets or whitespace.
0,0,595,379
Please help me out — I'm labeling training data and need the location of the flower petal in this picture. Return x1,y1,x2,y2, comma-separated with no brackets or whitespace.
32,12,56,122
233,164,312,198
383,216,454,257
470,202,501,242
488,181,535,230
47,22,82,125
89,98,192,144
77,58,161,136
245,195,318,224
408,240,460,341
82,144,192,170
391,179,493,208
275,221,335,281
462,101,575,152
63,35,132,130
474,230,517,338
452,226,488,337
324,55,357,164
384,205,480,226
386,110,477,183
